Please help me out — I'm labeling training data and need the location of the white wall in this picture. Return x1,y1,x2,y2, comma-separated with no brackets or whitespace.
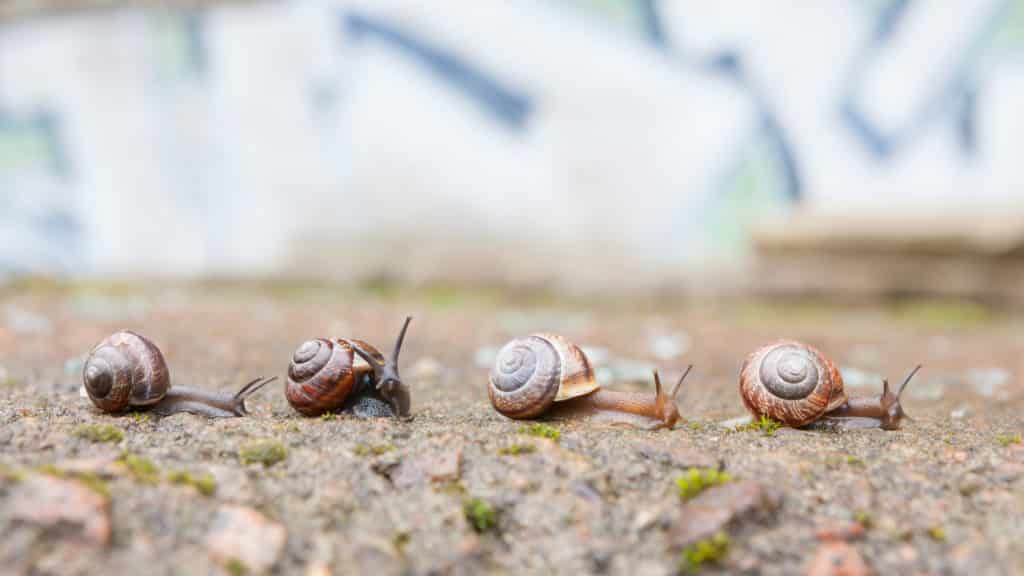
1,0,1021,282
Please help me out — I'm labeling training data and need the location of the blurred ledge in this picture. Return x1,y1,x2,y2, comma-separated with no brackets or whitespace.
750,207,1024,303
0,0,259,21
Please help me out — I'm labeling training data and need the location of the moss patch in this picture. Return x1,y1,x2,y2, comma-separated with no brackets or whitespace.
223,557,249,576
463,498,498,533
734,415,781,437
36,464,110,498
167,470,217,496
498,443,536,456
676,468,732,501
119,453,160,484
996,434,1021,447
680,532,730,572
239,440,288,467
354,443,394,457
519,424,560,441
74,424,124,444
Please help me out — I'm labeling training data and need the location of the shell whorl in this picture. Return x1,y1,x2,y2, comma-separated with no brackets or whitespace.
488,333,598,419
739,340,846,427
286,338,380,416
83,330,169,413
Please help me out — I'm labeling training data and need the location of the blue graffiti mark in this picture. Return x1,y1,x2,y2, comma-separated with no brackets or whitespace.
642,2,803,202
343,12,533,130
840,0,1007,159
184,13,208,78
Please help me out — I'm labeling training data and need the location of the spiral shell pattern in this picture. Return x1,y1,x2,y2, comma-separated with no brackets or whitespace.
285,338,382,416
488,333,598,419
739,340,847,427
83,331,169,412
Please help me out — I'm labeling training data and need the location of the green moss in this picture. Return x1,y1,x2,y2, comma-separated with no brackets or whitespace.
392,531,411,556
130,412,152,424
845,455,865,467
853,511,874,529
0,464,26,483
239,440,288,467
167,470,217,496
223,557,249,576
319,412,338,422
462,498,498,533
928,526,947,542
498,443,536,456
996,434,1021,447
35,465,109,497
735,415,781,437
519,424,560,441
119,453,160,484
676,468,732,501
680,532,730,572
74,424,124,444
354,443,394,457
688,421,702,431
436,481,467,496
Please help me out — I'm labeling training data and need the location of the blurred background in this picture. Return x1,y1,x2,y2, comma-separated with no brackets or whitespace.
2,0,1023,300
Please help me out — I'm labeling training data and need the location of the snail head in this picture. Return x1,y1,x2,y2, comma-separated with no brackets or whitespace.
878,364,921,430
351,316,413,418
652,365,692,429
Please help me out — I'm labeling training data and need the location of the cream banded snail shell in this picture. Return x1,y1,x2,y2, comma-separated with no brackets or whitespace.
739,340,920,430
285,317,412,418
82,330,273,417
488,333,691,430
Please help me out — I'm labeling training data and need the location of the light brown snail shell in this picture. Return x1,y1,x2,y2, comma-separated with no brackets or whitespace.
739,340,847,427
488,333,599,419
83,330,170,413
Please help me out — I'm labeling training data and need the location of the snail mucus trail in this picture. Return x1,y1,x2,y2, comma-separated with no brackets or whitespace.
82,330,274,418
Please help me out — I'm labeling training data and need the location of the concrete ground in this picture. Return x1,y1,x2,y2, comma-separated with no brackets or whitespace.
0,283,1022,575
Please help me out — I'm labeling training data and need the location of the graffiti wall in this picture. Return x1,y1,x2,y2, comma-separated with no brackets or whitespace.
1,0,1022,282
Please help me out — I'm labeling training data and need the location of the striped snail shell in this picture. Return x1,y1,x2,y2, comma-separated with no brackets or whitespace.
285,338,383,416
739,340,847,427
488,333,599,419
82,330,170,413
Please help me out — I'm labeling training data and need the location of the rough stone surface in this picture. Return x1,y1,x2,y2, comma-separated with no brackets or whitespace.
0,287,1022,574
671,481,780,547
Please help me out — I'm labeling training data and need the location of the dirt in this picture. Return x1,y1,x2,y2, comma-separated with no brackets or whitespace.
0,284,1022,575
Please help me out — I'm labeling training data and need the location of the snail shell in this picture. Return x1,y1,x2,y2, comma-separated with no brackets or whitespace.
285,337,383,416
82,330,170,413
488,333,598,419
739,340,847,427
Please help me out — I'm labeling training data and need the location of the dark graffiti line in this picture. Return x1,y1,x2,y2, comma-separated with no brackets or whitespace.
343,12,533,130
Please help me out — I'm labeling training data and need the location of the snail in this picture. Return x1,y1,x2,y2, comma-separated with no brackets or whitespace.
285,316,413,418
488,333,692,430
82,330,274,417
739,340,921,431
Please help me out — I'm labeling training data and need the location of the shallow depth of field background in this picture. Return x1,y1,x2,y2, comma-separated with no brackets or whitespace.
2,0,1022,295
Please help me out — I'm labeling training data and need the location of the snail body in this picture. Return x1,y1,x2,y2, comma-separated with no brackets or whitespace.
285,317,413,418
488,333,690,430
739,340,919,431
82,330,272,418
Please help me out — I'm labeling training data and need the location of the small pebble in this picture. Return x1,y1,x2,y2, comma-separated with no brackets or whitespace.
9,474,111,546
206,505,287,574
805,542,868,576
